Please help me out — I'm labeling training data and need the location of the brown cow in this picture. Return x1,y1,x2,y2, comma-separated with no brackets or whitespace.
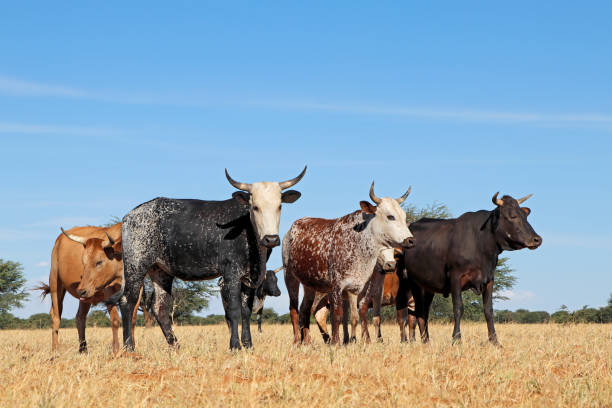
37,223,140,353
283,182,415,345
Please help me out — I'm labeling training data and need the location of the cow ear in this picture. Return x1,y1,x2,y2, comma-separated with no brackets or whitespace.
232,191,250,204
521,207,531,216
360,201,377,214
281,190,301,203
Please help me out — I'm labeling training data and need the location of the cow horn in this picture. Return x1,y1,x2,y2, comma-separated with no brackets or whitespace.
104,231,115,247
61,227,87,245
396,186,412,204
492,192,504,206
517,193,533,204
225,169,252,192
273,266,284,274
278,166,307,190
369,181,382,205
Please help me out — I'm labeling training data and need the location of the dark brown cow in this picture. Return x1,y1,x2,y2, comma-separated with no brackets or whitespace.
283,183,415,345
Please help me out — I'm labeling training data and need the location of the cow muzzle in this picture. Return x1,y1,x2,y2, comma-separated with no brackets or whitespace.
382,261,396,273
261,234,281,248
401,237,416,249
527,235,542,250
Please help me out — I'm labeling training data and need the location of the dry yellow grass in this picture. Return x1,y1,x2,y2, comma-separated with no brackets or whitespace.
1,323,610,408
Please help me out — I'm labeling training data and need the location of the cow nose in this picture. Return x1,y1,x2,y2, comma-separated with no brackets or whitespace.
383,261,396,272
78,289,87,297
402,237,416,249
262,235,281,248
529,235,542,249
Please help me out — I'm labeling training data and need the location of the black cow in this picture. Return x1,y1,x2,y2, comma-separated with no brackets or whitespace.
253,267,282,332
396,193,542,346
118,167,306,350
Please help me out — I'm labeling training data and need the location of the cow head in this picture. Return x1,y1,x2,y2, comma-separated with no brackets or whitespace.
257,266,283,298
491,193,542,251
376,247,398,273
360,182,415,249
226,166,306,248
61,228,123,301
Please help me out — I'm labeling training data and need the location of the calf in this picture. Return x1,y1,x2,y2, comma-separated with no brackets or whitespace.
253,267,282,332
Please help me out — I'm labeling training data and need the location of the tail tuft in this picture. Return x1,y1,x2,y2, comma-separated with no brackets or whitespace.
32,282,51,300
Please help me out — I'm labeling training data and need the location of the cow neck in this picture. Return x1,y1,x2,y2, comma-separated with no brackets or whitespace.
480,208,504,256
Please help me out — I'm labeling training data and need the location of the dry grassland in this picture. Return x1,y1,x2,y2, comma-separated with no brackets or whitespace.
1,323,610,407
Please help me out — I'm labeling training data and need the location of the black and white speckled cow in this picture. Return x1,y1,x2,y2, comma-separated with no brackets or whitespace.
119,167,306,350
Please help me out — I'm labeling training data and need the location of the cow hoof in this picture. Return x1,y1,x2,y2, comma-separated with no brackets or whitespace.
349,336,357,344
321,334,331,344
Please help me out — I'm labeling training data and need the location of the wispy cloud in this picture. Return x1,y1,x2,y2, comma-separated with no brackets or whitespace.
498,290,537,302
2,74,612,126
34,261,49,267
0,121,122,137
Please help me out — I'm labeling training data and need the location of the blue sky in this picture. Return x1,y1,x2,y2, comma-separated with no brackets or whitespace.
1,2,611,319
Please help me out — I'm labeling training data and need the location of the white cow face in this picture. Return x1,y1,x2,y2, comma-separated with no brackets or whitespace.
226,167,306,248
376,247,397,272
360,182,415,250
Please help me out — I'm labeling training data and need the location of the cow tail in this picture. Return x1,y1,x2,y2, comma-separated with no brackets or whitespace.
33,282,51,300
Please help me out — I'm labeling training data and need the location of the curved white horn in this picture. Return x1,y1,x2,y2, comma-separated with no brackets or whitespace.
396,186,412,204
278,166,307,190
61,227,87,245
517,194,533,204
369,181,382,205
273,266,284,274
492,192,504,206
225,169,252,192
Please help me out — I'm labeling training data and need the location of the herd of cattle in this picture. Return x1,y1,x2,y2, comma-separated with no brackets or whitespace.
36,166,542,352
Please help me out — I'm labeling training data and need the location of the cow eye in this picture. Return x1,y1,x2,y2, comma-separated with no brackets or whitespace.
387,215,396,221
96,260,103,267
252,206,259,212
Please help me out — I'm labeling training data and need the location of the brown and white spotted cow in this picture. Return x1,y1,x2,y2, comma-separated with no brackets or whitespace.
283,182,415,345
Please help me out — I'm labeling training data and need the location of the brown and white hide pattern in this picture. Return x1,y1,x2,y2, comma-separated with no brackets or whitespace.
283,197,412,345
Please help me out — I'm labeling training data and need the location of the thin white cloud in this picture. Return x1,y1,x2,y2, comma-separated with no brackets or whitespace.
2,74,612,126
0,75,88,98
498,290,536,302
0,121,121,137
35,261,49,267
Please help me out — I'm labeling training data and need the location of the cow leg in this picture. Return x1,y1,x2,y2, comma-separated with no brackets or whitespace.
50,285,66,353
348,293,358,343
299,287,315,345
407,294,417,342
129,285,144,346
221,276,242,350
359,299,371,344
107,304,121,353
395,276,411,343
450,281,464,344
314,302,330,343
149,268,178,348
420,291,434,343
284,270,301,345
239,285,255,348
257,309,263,333
329,290,344,345
341,297,350,344
76,301,91,353
120,262,146,351
411,285,430,343
482,280,500,347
